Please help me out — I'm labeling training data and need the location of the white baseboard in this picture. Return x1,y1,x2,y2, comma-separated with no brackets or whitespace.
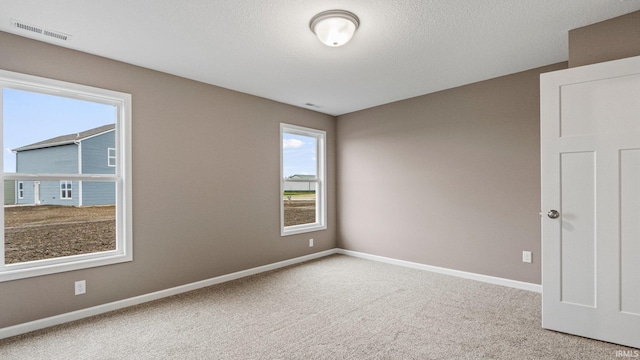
1,247,540,340
336,249,542,293
0,249,338,340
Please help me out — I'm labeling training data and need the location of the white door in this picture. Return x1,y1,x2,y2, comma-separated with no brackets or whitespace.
541,55,640,348
33,181,41,205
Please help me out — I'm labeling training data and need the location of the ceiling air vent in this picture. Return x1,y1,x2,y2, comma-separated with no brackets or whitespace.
11,19,71,41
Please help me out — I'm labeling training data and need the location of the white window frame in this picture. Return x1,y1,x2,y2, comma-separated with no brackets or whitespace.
280,123,327,236
17,181,24,199
108,147,116,167
0,69,133,282
60,180,72,199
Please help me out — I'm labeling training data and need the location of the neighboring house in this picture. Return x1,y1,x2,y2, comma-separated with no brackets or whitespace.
13,124,115,206
283,174,316,192
4,180,15,205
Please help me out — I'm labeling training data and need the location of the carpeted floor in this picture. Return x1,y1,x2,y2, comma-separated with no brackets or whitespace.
0,254,635,359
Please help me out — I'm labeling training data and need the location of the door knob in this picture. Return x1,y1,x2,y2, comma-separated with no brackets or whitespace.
547,210,560,219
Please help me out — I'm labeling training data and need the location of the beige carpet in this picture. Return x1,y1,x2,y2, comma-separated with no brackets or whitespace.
0,254,635,359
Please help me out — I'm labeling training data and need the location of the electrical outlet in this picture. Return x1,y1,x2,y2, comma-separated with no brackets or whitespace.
309,238,314,247
522,251,532,263
75,280,86,295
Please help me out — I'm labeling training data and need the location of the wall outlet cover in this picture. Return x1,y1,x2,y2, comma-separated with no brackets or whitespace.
75,280,86,295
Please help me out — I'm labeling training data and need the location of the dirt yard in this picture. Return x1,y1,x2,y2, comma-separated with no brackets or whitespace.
4,205,115,264
284,200,316,227
4,201,316,264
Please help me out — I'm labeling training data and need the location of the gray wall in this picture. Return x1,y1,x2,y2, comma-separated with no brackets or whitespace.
335,9,640,286
0,31,336,328
336,63,566,285
2,9,638,331
569,10,640,68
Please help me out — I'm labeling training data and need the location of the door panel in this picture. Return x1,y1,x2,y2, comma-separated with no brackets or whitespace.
560,152,596,307
621,149,640,316
541,55,640,349
560,74,640,137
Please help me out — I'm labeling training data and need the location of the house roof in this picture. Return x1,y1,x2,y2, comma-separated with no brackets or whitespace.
288,174,316,180
13,124,115,152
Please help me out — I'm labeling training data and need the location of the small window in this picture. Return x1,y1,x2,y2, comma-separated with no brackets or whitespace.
17,181,24,199
108,148,116,167
280,123,326,236
60,181,72,199
1,69,132,282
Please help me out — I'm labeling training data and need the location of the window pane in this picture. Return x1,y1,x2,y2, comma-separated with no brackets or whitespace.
4,203,116,264
3,88,116,175
1,70,131,281
283,182,317,227
108,148,116,167
282,132,318,227
282,133,317,178
281,124,325,235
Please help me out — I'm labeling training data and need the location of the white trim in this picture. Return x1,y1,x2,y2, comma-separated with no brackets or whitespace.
17,181,24,199
107,147,116,167
60,180,72,200
0,69,132,281
0,249,338,340
337,249,542,293
77,141,82,206
280,123,327,236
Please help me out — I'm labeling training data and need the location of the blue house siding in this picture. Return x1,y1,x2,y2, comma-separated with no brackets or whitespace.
82,131,115,175
82,181,115,206
16,181,34,205
16,144,79,206
16,180,79,206
13,126,116,207
16,144,78,174
79,131,116,206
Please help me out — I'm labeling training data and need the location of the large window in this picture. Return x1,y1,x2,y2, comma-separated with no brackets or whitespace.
280,123,326,236
0,69,132,282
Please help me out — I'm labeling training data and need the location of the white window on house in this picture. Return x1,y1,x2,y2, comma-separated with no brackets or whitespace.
108,148,116,167
280,123,327,236
60,181,72,199
0,69,132,282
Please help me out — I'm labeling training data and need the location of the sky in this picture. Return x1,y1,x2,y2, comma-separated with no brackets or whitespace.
2,88,115,173
282,133,317,178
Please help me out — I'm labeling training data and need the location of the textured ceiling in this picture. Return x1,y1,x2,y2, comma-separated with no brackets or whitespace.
1,1,640,116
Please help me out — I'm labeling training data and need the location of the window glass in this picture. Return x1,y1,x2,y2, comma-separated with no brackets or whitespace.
0,70,131,281
281,124,326,236
108,148,116,167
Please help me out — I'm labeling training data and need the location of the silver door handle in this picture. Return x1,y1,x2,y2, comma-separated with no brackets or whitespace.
547,210,560,219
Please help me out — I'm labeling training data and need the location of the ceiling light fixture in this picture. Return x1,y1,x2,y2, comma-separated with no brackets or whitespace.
309,10,359,47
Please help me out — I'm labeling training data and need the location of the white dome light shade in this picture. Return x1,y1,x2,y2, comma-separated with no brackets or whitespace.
310,10,359,47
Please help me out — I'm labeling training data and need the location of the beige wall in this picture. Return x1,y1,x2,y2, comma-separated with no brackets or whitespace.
2,9,638,331
569,10,640,67
336,63,566,284
334,10,640,286
0,31,336,328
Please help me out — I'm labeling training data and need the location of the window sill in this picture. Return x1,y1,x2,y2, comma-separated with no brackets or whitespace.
0,251,132,282
281,223,327,237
